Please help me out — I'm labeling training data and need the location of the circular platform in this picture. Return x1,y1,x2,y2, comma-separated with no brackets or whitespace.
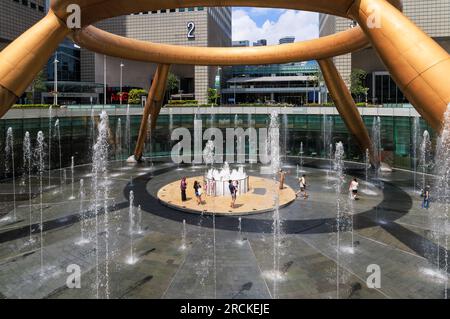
157,176,296,215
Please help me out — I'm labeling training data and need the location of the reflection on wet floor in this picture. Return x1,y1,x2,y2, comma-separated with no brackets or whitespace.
0,160,448,299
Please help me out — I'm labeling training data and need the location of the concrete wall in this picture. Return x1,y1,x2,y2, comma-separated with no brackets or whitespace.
0,0,46,52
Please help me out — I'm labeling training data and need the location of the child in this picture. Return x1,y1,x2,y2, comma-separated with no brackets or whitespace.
296,175,308,199
422,186,430,209
349,178,359,200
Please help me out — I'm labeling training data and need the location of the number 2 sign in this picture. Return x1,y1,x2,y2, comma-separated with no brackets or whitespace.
187,22,195,39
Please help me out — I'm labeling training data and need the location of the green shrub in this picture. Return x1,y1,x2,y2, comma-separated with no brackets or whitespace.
128,89,148,104
228,103,294,107
168,100,199,105
12,104,55,109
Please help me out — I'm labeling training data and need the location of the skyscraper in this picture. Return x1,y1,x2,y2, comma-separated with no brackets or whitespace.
319,0,450,105
0,0,46,52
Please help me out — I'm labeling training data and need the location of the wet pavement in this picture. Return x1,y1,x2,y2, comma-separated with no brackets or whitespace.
0,159,448,299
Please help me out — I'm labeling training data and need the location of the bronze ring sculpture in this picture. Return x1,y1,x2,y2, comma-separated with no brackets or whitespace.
1,0,449,163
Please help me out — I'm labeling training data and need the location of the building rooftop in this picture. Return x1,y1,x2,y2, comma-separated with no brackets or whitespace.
227,75,316,83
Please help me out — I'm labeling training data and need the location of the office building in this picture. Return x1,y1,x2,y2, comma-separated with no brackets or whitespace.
82,7,232,104
279,36,295,45
232,40,250,47
253,39,267,47
222,61,320,105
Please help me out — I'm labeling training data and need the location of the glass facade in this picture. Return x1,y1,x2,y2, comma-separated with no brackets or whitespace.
224,61,319,78
0,109,434,179
366,72,408,106
222,62,321,104
47,40,81,82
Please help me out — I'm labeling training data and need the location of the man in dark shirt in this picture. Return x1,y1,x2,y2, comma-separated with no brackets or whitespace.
229,180,236,208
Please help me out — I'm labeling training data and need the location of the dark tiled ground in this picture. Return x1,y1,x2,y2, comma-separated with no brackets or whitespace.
0,160,448,299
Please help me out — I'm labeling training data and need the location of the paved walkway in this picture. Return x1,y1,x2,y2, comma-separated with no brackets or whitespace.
0,160,448,299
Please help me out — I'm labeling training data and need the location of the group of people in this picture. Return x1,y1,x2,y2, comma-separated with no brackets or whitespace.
181,171,431,211
278,169,309,200
278,169,308,199
179,171,364,210
279,169,360,200
180,177,240,208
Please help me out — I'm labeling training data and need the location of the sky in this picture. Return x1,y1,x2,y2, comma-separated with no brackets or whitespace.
232,7,319,45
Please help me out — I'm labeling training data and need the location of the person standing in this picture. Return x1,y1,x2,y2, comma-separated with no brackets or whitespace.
229,180,236,208
296,174,308,199
180,177,187,202
194,181,201,205
210,177,216,196
279,169,286,190
203,178,208,196
349,178,359,200
422,185,431,209
197,184,204,205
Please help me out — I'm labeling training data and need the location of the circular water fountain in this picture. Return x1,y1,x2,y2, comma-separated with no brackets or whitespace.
205,162,249,197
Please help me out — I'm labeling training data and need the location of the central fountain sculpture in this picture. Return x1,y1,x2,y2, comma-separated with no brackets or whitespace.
205,162,249,197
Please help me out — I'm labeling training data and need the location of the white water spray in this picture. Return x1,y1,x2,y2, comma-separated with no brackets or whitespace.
334,142,345,299
5,127,16,221
23,132,34,243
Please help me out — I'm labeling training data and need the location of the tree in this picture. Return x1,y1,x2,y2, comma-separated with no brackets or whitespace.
128,89,148,104
310,70,323,104
350,69,369,103
207,88,220,105
30,70,47,104
166,72,179,100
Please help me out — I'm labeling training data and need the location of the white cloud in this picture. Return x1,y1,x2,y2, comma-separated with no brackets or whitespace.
232,9,318,45
247,8,284,16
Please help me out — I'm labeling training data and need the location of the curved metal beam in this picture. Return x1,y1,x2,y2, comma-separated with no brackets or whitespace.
51,0,361,26
71,24,370,66
134,64,171,160
66,0,400,66
3,0,448,143
349,0,450,130
0,87,18,119
318,58,375,165
0,11,70,115
0,0,401,117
